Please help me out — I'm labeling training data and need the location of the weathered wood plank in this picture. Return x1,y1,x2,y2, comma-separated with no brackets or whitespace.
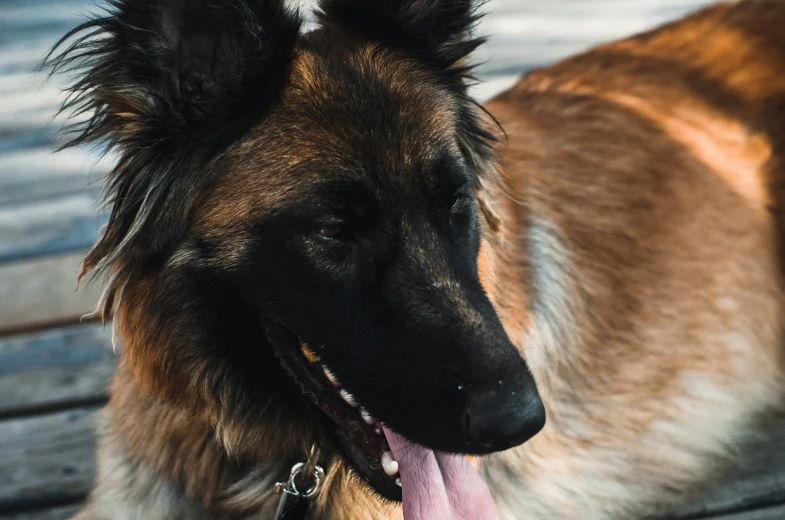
0,407,97,513
0,206,100,263
0,195,105,263
0,323,114,417
0,252,101,334
703,504,785,520
0,504,82,520
0,147,110,207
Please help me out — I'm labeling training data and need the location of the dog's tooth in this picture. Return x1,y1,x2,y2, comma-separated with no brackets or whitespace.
339,389,357,407
323,366,340,387
360,407,373,424
395,477,402,488
374,427,382,436
382,451,399,477
300,340,320,364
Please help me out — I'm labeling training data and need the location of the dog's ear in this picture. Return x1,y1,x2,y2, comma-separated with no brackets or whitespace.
50,0,300,133
45,0,300,313
317,0,485,71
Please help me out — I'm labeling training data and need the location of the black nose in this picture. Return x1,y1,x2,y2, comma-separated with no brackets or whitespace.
463,379,546,452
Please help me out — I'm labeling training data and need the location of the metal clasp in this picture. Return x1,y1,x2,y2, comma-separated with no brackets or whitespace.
274,445,325,520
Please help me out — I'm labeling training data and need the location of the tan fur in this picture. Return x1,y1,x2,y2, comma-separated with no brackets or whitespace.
79,1,785,518
477,2,785,517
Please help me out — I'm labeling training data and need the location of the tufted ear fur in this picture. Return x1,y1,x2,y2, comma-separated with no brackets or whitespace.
45,0,301,315
317,0,485,71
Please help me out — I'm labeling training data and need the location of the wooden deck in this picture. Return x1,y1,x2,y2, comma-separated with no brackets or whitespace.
1,0,785,518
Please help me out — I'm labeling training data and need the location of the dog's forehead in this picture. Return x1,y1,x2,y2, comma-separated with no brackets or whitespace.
199,35,468,227
280,35,462,172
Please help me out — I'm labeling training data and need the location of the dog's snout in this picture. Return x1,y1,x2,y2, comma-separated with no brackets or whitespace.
463,378,545,452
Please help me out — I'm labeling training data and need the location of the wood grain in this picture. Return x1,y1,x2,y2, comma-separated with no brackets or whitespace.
0,407,97,514
0,252,101,334
0,147,110,207
0,324,114,417
0,505,82,520
0,195,105,263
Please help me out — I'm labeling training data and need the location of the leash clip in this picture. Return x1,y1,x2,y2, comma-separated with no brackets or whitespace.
274,445,325,520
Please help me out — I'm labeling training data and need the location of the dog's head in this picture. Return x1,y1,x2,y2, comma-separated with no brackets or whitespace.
50,0,544,501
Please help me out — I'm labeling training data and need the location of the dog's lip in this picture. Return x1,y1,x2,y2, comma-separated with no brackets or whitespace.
264,322,403,501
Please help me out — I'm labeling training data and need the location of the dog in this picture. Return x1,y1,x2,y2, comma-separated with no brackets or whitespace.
47,0,785,518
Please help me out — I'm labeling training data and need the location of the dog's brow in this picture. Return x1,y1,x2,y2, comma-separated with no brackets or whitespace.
309,179,372,210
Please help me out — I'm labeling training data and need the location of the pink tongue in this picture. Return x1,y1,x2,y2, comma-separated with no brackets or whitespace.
382,426,496,520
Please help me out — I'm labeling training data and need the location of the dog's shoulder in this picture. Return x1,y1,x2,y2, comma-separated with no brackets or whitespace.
486,0,785,252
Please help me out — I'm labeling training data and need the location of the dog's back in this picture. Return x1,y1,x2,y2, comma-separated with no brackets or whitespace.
495,0,785,239
478,1,785,517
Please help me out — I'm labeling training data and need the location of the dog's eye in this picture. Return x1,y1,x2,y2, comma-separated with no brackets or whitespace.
319,224,346,239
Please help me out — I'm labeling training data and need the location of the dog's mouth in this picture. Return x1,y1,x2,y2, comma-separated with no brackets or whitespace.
265,323,403,501
264,321,499,519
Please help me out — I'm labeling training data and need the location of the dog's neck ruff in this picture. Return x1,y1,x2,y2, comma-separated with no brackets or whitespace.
382,426,496,520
